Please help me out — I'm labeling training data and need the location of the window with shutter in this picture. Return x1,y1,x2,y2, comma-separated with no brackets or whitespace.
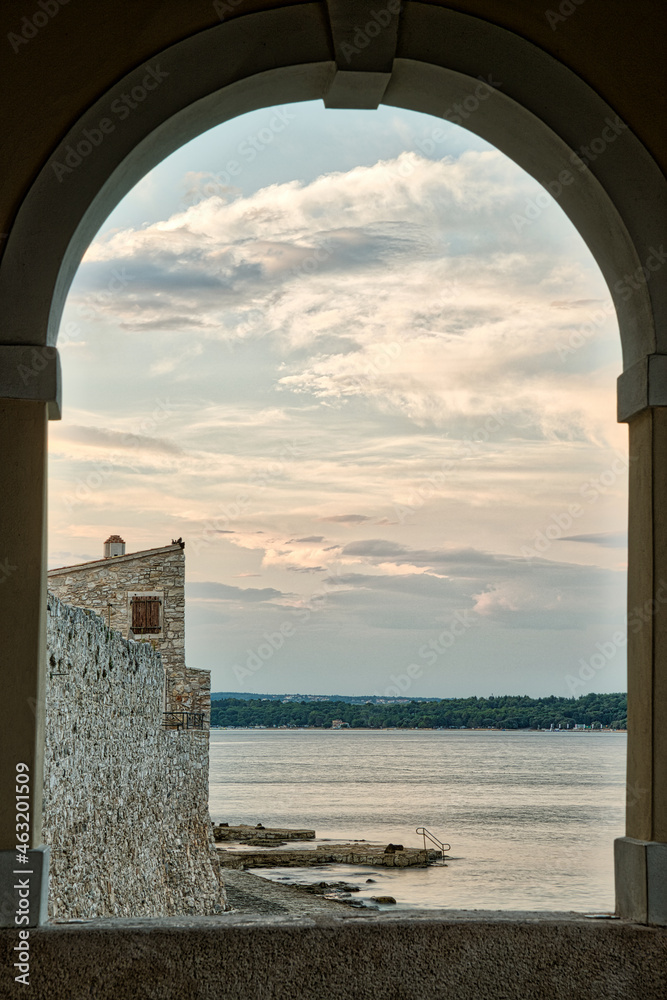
131,596,162,634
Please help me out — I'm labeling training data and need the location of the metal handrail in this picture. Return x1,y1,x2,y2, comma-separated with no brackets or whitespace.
163,712,206,730
416,826,451,858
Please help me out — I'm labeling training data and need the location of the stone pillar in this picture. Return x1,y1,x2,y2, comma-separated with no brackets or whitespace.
616,359,667,925
0,400,50,926
0,349,59,927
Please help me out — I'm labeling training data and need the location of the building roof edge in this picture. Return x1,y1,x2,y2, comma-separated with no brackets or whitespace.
48,542,184,575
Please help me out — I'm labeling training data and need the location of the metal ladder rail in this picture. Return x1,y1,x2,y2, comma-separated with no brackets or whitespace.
415,826,451,862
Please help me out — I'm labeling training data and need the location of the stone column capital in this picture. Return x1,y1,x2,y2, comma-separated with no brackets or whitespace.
0,345,61,419
617,355,667,423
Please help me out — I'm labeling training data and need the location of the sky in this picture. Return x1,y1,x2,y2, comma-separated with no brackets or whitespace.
48,101,628,700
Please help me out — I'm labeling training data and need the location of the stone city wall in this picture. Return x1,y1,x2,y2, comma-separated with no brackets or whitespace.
44,594,225,920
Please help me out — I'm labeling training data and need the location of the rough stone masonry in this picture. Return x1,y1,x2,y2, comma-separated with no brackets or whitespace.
47,539,210,716
44,594,226,920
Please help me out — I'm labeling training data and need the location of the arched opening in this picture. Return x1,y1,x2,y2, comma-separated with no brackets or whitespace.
48,95,628,916
1,2,665,936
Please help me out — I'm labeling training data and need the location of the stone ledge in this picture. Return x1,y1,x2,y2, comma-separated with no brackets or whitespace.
217,844,438,868
2,912,665,999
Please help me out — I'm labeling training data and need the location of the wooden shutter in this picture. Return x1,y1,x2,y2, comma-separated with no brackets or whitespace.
131,596,161,634
147,598,160,629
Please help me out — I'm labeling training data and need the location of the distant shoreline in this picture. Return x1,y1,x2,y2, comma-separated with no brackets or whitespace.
210,693,627,732
210,725,627,733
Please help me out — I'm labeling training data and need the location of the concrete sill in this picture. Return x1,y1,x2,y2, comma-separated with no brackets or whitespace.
2,910,666,999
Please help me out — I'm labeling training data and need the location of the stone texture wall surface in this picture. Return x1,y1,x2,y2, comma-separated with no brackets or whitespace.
168,665,211,717
47,543,186,679
47,542,209,717
44,594,225,920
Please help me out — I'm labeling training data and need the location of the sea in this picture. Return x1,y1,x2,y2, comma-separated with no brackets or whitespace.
209,728,626,912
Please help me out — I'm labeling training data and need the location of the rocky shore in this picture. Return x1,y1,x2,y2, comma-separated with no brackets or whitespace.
213,824,441,870
213,823,315,846
221,869,373,917
214,824,436,914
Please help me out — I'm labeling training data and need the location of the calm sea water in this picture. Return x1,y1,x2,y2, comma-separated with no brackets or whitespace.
209,728,626,912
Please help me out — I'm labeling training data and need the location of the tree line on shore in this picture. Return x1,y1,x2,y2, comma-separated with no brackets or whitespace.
209,692,627,730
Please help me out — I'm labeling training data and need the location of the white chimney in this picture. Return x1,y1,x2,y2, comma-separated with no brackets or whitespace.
104,534,126,558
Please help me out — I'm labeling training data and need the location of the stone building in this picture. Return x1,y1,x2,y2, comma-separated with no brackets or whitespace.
40,538,225,920
48,535,209,718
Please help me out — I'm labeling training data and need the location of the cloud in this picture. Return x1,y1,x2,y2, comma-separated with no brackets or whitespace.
261,540,337,573
320,514,372,524
68,149,622,460
329,540,623,628
559,531,627,547
549,299,605,310
323,571,462,599
54,424,183,455
186,581,287,603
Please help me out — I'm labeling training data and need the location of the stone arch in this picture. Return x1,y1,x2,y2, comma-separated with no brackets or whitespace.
1,1,665,928
0,4,663,371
